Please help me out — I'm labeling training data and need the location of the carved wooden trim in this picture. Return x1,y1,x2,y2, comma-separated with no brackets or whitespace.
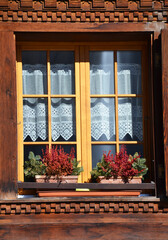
140,0,153,8
0,200,159,215
44,0,57,8
116,0,128,8
92,0,105,8
0,1,167,23
165,0,168,7
0,10,167,23
0,0,8,7
69,0,81,8
20,0,33,8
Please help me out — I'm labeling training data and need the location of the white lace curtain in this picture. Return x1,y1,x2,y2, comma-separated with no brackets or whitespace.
90,63,143,141
23,62,142,142
23,64,75,141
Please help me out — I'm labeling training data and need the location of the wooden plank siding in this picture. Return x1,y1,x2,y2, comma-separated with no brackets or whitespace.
0,31,17,199
162,29,168,196
0,213,168,240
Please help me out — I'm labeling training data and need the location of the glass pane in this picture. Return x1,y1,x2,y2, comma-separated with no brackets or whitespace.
23,98,48,142
50,51,75,94
22,51,47,95
51,98,76,141
117,51,142,94
91,98,115,141
119,144,144,157
24,144,47,182
92,145,116,168
118,98,143,141
90,51,114,94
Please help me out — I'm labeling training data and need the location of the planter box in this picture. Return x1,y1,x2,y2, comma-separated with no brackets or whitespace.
99,176,142,184
35,175,78,183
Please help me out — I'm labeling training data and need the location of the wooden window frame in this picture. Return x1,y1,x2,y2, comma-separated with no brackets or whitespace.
16,41,152,184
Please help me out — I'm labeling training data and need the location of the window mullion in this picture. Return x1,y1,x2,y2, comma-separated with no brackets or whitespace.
47,51,52,149
114,51,119,153
75,46,82,182
85,45,92,180
17,47,24,182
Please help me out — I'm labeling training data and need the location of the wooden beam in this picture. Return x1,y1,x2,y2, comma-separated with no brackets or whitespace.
0,32,17,199
162,29,168,196
0,22,165,33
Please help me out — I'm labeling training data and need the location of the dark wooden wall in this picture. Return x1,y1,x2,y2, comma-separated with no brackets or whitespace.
0,213,168,240
162,29,168,196
0,31,17,199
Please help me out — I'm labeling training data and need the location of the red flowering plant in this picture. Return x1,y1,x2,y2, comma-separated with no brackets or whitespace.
41,146,83,179
90,145,148,183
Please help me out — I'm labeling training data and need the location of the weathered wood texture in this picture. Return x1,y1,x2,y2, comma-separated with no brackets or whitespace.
162,29,168,196
0,213,168,240
0,32,17,199
0,22,165,33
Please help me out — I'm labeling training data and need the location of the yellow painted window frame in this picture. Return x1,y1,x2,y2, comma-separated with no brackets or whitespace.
16,41,151,183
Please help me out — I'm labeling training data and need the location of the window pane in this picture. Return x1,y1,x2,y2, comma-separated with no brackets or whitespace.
23,98,48,142
50,51,75,94
117,51,142,94
118,98,143,141
90,51,114,94
92,145,116,168
119,144,144,157
22,51,47,95
24,145,47,182
91,98,115,141
51,98,76,141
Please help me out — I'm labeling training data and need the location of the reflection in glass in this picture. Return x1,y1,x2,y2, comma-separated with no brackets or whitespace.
22,51,47,95
51,98,76,141
90,51,114,94
50,51,75,95
118,98,143,141
119,144,144,157
23,98,48,142
91,98,115,141
117,51,142,94
92,145,116,168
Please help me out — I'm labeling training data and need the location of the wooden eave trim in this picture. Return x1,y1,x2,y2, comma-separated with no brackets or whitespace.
0,22,165,33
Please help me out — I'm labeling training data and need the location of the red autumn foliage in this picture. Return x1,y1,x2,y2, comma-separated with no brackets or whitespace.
102,145,140,181
42,146,75,177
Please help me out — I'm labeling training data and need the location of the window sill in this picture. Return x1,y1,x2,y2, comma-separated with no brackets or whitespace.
18,182,155,190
